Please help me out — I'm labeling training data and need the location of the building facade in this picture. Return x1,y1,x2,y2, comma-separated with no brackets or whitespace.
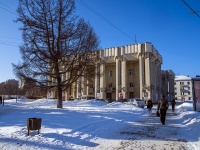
174,75,193,101
161,70,175,101
192,76,200,111
97,42,163,103
50,42,165,103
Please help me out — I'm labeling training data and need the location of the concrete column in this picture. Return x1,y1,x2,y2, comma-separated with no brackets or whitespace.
86,78,89,95
145,53,151,100
94,63,99,98
81,76,86,95
65,88,70,101
73,82,76,99
121,57,127,99
116,57,119,100
77,77,80,99
153,61,157,102
65,72,70,100
100,62,106,99
139,54,145,99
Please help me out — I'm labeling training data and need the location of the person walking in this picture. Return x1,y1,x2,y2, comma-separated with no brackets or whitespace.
157,96,169,125
0,95,2,105
171,99,176,112
147,99,153,114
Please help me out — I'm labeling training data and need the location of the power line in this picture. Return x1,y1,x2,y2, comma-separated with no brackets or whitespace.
0,36,21,47
0,35,21,41
0,39,19,44
181,0,200,18
77,0,134,41
0,2,20,47
1,1,135,44
0,2,17,16
0,41,19,47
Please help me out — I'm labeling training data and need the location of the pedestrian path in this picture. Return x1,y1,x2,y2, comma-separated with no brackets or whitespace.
118,104,195,150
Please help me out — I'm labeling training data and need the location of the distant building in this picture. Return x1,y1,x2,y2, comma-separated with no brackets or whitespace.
174,75,193,101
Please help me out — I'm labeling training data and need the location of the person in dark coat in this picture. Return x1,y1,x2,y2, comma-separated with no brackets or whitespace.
147,99,153,114
171,99,176,112
157,96,169,125
0,96,2,104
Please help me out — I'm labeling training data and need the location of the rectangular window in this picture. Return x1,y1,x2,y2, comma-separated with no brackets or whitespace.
129,69,134,76
187,82,190,85
108,71,112,77
130,82,134,87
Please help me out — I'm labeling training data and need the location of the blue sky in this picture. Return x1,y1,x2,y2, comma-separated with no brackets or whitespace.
0,0,200,83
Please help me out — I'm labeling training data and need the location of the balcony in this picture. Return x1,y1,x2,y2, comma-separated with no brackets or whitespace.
180,89,189,93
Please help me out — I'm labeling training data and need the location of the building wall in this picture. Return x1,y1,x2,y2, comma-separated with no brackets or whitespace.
49,42,178,103
50,42,164,103
126,61,140,99
174,75,193,101
161,70,175,101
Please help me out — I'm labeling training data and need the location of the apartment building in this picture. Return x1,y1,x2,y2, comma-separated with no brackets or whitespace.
174,75,193,101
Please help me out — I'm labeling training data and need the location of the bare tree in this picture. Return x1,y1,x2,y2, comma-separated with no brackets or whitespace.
12,0,99,108
0,82,6,95
0,80,19,96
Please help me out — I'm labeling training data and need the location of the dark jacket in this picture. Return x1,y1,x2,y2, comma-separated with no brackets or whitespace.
171,99,176,105
158,98,169,110
147,100,153,108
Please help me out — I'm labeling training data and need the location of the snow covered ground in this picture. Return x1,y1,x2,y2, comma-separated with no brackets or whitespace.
0,98,200,150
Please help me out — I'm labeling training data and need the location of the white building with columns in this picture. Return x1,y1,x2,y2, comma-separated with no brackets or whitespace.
97,42,162,103
50,42,163,103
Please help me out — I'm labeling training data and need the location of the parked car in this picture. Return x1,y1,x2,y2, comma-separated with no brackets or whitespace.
127,98,146,108
81,95,95,100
